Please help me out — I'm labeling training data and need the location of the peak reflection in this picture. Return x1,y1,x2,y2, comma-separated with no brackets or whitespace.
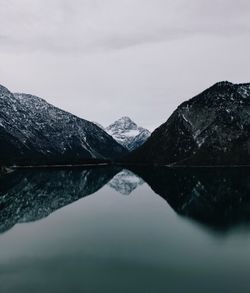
1,166,250,234
108,169,144,195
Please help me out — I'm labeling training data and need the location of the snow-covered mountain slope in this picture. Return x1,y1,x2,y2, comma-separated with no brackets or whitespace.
106,117,151,151
0,84,126,165
126,81,250,166
108,169,144,195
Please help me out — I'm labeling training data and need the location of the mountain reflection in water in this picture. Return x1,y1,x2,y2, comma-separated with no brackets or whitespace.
0,167,119,233
1,166,250,234
131,167,250,232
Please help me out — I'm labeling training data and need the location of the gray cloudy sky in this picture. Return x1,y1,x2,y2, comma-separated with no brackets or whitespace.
0,0,250,130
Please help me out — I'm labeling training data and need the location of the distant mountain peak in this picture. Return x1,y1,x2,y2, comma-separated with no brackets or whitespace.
107,116,137,132
117,116,136,125
106,117,151,151
118,116,133,122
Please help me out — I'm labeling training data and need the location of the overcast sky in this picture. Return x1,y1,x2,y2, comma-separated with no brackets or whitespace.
0,0,250,130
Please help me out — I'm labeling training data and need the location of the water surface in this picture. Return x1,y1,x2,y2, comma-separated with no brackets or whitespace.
1,166,250,293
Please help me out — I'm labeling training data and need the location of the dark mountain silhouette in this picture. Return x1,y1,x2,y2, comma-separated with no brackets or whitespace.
126,81,250,166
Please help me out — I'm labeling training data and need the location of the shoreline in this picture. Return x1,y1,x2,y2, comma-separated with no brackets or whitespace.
12,162,110,169
6,162,250,170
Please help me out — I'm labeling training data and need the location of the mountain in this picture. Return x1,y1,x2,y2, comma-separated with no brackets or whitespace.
108,169,144,195
0,85,126,165
106,117,151,151
126,81,250,166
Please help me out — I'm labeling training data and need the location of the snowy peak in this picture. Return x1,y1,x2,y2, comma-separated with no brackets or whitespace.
106,117,151,151
107,116,138,133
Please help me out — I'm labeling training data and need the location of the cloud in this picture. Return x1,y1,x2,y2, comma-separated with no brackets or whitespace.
0,0,250,54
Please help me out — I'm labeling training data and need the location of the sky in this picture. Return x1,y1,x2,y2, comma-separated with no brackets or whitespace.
0,0,250,130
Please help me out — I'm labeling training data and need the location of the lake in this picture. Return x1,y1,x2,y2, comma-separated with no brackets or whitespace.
1,166,250,293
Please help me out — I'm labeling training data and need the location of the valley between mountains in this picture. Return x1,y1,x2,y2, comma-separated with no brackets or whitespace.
1,81,250,168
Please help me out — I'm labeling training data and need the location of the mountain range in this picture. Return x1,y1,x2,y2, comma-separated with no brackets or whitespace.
1,81,250,167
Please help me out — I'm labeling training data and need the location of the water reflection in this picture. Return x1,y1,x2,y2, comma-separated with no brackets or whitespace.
0,167,119,233
2,166,250,293
132,167,250,232
1,166,250,233
108,169,144,195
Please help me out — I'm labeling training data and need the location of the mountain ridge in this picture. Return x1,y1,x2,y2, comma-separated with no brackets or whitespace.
2,81,250,167
0,85,127,166
125,81,250,166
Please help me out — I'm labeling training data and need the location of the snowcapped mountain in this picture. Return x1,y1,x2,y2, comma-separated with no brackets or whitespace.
108,169,144,195
106,117,151,151
0,84,126,165
126,81,250,166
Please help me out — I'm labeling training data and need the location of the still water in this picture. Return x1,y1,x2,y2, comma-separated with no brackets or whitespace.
1,166,250,293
